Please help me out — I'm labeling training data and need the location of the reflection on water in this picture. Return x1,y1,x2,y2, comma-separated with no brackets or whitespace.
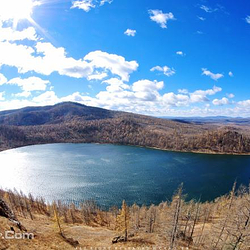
0,143,250,207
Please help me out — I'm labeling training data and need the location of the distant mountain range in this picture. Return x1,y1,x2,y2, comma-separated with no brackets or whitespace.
167,116,250,125
0,102,250,154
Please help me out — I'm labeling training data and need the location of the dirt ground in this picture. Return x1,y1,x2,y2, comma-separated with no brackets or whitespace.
0,215,170,250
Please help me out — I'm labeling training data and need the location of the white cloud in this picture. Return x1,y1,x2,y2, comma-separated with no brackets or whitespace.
100,0,112,6
124,29,136,37
227,93,235,98
212,97,230,106
88,72,108,81
0,41,35,72
85,83,221,110
229,71,234,77
61,91,91,103
84,50,138,81
246,16,250,24
14,91,32,98
138,80,161,93
202,68,224,81
148,10,175,29
0,16,247,117
2,92,250,117
102,78,130,93
0,92,5,101
178,89,189,94
238,100,250,107
196,31,204,35
150,66,175,77
176,51,184,56
190,86,222,103
0,25,37,42
0,73,7,85
60,79,166,111
0,39,138,82
32,91,59,105
0,17,139,82
61,82,222,111
7,76,50,91
200,5,217,13
71,0,112,12
0,81,235,117
0,99,36,111
71,0,95,12
0,0,40,22
162,92,189,107
0,41,94,78
35,42,93,78
197,16,206,21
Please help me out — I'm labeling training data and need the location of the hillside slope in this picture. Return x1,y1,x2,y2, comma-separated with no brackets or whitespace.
0,102,119,126
0,102,250,154
1,185,250,250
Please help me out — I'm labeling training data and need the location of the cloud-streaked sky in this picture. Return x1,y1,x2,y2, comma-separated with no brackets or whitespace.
0,0,250,117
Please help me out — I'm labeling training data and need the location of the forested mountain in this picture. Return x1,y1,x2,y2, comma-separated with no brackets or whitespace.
0,102,250,154
0,102,118,126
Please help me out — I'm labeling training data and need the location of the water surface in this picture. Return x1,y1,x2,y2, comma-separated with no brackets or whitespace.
0,143,250,207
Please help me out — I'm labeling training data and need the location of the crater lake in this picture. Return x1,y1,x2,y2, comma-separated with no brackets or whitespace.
1,143,250,207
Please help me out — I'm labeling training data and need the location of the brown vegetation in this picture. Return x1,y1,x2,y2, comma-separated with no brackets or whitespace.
1,184,250,249
1,102,250,154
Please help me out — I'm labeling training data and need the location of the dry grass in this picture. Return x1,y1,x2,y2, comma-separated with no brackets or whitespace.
1,185,250,250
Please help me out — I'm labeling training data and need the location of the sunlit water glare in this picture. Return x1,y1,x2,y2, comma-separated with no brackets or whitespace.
1,143,250,208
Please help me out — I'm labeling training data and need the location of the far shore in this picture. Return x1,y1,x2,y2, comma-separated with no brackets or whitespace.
1,141,250,156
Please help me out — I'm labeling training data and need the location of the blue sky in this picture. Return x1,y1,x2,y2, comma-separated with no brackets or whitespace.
0,0,249,117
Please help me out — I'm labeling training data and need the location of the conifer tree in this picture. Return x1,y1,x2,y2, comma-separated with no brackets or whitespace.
53,202,63,236
116,200,130,241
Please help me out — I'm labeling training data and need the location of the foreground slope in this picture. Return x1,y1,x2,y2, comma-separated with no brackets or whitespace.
0,102,250,154
1,185,250,250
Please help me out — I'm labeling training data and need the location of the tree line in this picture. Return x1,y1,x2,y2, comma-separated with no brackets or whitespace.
1,116,250,154
1,183,250,249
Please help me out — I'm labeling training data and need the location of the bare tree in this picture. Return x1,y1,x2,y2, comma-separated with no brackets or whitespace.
169,184,184,250
147,205,157,233
53,202,63,236
188,200,200,247
212,181,237,249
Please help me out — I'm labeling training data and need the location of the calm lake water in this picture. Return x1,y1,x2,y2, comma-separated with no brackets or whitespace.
0,143,250,207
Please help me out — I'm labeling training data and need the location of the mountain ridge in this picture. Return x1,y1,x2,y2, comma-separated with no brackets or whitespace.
0,102,122,126
0,102,250,154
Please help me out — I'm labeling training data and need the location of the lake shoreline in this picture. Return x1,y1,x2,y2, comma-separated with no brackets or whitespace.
1,141,250,156
1,143,250,207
